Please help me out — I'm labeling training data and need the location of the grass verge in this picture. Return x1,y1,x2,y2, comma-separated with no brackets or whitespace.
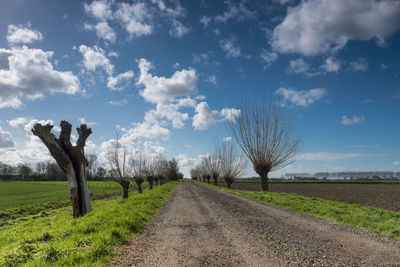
196,181,400,240
0,181,178,266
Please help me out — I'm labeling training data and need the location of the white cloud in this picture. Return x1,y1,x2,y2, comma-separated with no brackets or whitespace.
393,161,400,166
221,108,241,123
79,45,114,74
114,2,154,37
192,102,218,130
7,23,43,44
287,58,310,74
130,120,170,140
215,2,255,23
321,57,340,73
271,0,400,56
223,136,232,142
275,87,327,107
107,98,128,106
145,98,196,129
8,117,28,129
107,71,134,91
79,45,133,90
108,51,119,57
260,49,278,67
169,19,190,38
206,74,217,86
220,39,241,58
78,117,97,127
273,0,295,5
137,58,198,104
0,46,80,109
84,22,116,43
349,58,368,72
341,115,365,125
301,152,386,161
84,0,113,20
200,15,211,28
0,127,15,148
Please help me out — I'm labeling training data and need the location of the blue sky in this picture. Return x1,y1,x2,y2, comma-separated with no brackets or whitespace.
0,0,399,177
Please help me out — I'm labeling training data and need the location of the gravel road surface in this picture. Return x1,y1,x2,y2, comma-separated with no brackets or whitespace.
114,181,400,266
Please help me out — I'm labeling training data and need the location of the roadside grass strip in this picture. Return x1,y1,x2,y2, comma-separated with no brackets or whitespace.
0,181,178,266
197,181,400,240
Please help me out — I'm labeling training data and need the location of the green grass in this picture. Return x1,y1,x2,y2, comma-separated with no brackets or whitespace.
197,181,400,240
0,181,178,266
0,181,122,210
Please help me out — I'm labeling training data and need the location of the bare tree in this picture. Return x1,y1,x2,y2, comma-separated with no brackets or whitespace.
86,153,98,180
230,100,302,191
106,132,131,199
131,151,146,193
204,152,221,186
217,141,247,188
32,121,93,217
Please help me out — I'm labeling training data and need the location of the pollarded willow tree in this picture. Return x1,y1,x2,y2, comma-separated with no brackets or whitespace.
230,100,302,191
32,121,92,217
217,141,247,188
203,152,221,186
106,132,131,199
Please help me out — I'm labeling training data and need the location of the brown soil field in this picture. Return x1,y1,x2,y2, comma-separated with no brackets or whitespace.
218,182,400,211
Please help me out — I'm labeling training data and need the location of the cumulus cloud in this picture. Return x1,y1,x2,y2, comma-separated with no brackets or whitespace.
220,39,241,58
271,0,400,56
78,45,133,90
130,120,170,140
169,19,190,38
0,127,15,148
78,117,97,127
215,2,255,23
321,57,340,73
137,58,197,104
145,98,196,129
0,46,80,109
223,136,232,142
84,0,188,41
341,115,365,125
84,22,116,43
260,49,278,67
206,74,217,86
107,98,128,106
287,58,310,74
348,58,368,72
221,108,241,123
275,87,327,107
200,15,211,28
192,102,218,130
7,23,43,44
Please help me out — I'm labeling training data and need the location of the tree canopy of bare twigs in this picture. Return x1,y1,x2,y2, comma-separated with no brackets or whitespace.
106,132,131,198
217,141,247,188
229,100,302,191
203,152,221,185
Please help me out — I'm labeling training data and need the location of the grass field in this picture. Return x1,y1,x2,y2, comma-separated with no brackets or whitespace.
0,181,121,210
197,181,400,240
0,181,178,266
235,179,400,184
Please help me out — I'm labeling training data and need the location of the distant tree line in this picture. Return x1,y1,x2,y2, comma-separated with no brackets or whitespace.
285,171,400,180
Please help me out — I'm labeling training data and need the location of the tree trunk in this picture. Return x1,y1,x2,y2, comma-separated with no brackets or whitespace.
120,180,130,199
212,175,218,186
206,177,210,184
224,177,233,188
147,176,154,190
137,182,143,193
32,121,93,217
260,172,269,191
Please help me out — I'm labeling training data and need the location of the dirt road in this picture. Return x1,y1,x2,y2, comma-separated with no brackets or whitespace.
114,181,400,266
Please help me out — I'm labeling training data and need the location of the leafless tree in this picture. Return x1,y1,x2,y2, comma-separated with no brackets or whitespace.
203,152,221,185
217,141,247,188
32,121,92,217
106,132,131,199
131,150,146,193
230,100,302,191
86,153,98,180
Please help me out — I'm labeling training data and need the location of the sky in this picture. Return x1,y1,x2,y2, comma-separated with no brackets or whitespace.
0,0,399,178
